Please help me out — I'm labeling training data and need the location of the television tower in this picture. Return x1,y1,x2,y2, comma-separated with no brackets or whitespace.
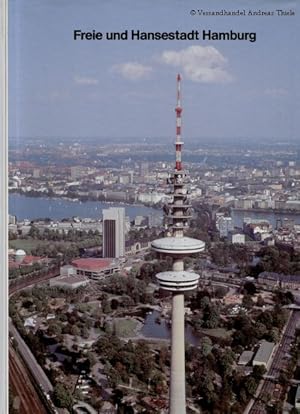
151,74,205,414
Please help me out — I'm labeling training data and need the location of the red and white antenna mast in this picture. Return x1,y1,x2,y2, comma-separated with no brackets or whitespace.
175,73,183,171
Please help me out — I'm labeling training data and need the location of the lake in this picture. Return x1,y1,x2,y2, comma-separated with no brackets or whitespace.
9,193,162,222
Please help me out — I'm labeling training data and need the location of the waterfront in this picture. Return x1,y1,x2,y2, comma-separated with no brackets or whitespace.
231,208,300,228
9,193,162,222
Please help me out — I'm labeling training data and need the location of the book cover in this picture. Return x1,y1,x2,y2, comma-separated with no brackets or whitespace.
7,1,300,413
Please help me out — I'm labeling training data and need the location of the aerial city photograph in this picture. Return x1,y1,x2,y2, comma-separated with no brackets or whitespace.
7,0,300,413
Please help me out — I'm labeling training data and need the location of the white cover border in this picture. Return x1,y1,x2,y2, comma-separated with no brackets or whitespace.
0,0,8,412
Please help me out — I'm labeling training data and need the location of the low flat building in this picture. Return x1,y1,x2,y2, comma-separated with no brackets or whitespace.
71,258,120,280
258,271,300,290
238,351,254,366
230,232,246,244
125,239,151,256
60,264,76,277
50,275,89,289
253,341,275,368
258,272,280,288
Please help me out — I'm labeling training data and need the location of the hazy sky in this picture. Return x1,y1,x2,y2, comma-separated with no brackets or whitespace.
9,0,300,141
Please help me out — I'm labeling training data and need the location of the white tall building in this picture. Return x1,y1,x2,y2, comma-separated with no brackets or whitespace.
102,207,125,258
217,216,234,238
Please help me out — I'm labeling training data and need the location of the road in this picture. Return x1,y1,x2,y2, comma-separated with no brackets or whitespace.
248,310,300,414
9,346,48,414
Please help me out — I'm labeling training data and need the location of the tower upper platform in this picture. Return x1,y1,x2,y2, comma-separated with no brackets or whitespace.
151,237,205,255
156,270,200,291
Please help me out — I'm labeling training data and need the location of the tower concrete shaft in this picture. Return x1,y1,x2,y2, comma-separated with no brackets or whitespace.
170,292,186,414
151,74,205,414
170,257,186,414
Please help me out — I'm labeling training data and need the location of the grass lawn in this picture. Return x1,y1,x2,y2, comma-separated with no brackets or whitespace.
9,239,46,252
200,328,232,339
9,238,72,253
113,318,140,338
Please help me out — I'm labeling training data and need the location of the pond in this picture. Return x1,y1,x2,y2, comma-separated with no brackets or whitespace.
47,343,72,363
141,310,201,346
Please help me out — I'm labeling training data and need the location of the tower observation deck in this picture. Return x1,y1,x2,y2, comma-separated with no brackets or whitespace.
151,74,205,414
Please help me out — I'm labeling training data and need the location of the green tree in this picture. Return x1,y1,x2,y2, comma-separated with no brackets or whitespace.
52,383,73,410
244,376,257,396
151,372,167,395
268,327,280,343
214,285,228,299
243,281,256,296
197,371,216,405
48,321,62,336
242,294,254,309
254,321,267,339
201,336,213,357
202,304,220,329
218,349,235,377
71,325,80,336
28,225,40,239
256,295,265,307
252,365,266,381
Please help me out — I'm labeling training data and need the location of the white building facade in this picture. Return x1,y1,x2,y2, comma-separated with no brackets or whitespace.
102,207,125,258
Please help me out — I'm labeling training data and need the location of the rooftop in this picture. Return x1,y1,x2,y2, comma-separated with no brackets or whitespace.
72,258,114,271
253,341,275,364
54,275,89,284
259,271,300,283
238,351,254,365
21,255,43,265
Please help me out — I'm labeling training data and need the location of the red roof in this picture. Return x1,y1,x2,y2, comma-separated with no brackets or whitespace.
71,258,113,271
21,255,43,265
9,255,43,268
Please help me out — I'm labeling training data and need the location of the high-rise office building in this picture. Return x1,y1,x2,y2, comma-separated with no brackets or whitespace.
102,207,125,258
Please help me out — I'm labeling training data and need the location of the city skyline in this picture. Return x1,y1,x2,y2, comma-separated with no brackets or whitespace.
9,0,300,141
